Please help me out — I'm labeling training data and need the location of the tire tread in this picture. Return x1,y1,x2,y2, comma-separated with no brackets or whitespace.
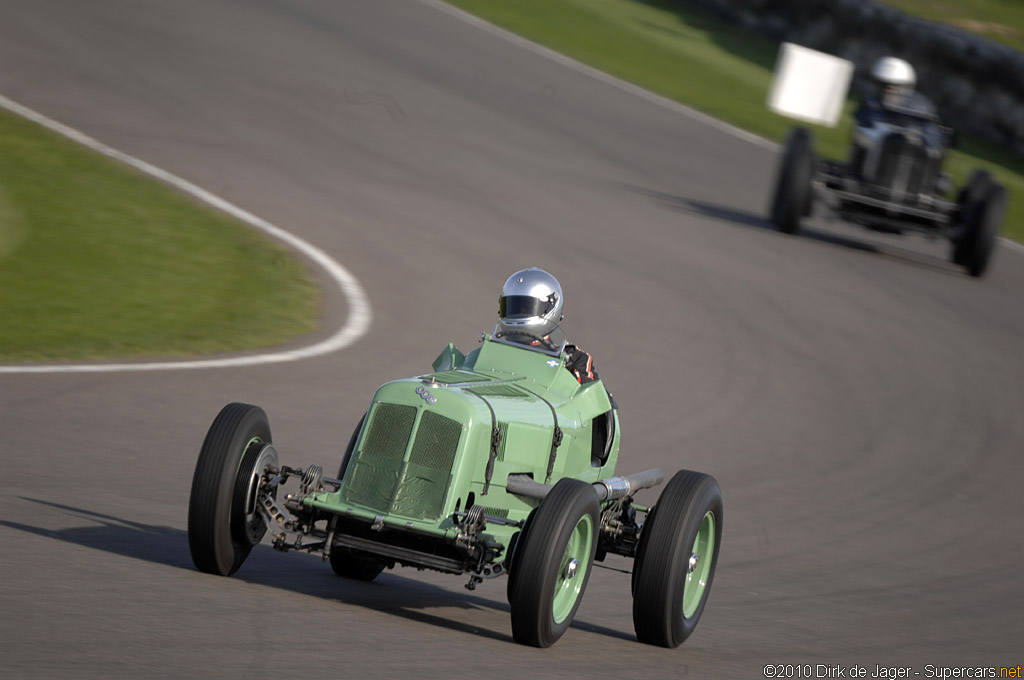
188,403,270,576
509,478,599,647
633,470,723,647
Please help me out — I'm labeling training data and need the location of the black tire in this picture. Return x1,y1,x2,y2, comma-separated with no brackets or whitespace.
508,478,600,647
770,127,815,234
188,403,273,576
633,470,723,648
329,548,387,581
960,182,1007,278
956,169,993,207
336,413,367,479
328,412,387,581
505,508,538,604
952,169,993,266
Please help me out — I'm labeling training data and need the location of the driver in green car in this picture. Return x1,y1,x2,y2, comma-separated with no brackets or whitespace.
497,267,598,384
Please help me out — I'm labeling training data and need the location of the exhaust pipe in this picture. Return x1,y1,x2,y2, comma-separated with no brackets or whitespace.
506,468,663,502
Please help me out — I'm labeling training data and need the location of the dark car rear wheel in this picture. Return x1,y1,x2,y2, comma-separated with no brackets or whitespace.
956,169,993,207
188,403,276,576
632,470,723,648
509,478,599,647
770,127,815,234
952,169,993,266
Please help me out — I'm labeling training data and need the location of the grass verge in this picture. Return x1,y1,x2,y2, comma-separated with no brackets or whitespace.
880,0,1024,53
0,106,320,363
444,0,1024,243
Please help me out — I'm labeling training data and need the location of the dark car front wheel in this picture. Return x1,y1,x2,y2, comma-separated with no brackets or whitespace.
958,182,1007,278
952,169,992,266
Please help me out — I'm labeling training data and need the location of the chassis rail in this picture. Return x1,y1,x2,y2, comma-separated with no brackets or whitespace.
813,160,958,236
252,464,657,588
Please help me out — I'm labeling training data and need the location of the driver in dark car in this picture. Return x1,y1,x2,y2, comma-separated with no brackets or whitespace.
855,56,936,123
850,56,949,184
496,267,598,384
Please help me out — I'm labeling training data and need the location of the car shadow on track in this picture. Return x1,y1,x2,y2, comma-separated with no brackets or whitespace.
623,184,964,276
3,497,635,644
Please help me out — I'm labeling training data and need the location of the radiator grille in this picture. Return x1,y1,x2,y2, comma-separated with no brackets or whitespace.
876,135,941,198
408,411,461,472
345,404,461,520
362,403,416,460
343,403,416,512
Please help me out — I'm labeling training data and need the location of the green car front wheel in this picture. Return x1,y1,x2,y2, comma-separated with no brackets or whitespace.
188,402,277,577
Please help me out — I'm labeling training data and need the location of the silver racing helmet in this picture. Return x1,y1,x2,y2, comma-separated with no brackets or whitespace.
495,267,566,353
872,56,916,100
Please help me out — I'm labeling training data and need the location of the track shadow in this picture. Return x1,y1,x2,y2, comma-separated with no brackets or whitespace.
2,498,194,568
4,497,633,644
622,184,966,276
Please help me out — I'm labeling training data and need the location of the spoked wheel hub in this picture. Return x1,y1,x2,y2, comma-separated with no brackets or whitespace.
232,440,279,547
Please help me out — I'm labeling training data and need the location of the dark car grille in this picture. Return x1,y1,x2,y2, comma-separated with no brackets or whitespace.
344,403,462,520
875,133,942,199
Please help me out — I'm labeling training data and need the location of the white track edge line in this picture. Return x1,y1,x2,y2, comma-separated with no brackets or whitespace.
0,94,371,374
420,0,1024,258
1001,237,1024,254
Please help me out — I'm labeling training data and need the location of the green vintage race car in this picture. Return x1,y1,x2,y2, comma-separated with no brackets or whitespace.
187,331,723,648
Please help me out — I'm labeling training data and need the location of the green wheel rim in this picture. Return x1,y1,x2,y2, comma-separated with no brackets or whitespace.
552,513,594,624
682,511,716,619
238,437,264,473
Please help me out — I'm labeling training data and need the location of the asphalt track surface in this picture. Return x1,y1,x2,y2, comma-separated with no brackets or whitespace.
2,1,1023,677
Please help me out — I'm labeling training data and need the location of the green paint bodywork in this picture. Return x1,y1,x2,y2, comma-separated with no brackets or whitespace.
303,336,621,560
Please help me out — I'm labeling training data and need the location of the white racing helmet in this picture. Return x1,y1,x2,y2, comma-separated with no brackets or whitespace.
872,56,916,95
497,267,564,341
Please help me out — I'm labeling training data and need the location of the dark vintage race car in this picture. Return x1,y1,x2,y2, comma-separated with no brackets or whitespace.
187,329,724,648
769,110,1008,277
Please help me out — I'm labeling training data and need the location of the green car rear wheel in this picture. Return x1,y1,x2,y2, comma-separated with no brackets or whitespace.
633,470,723,647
